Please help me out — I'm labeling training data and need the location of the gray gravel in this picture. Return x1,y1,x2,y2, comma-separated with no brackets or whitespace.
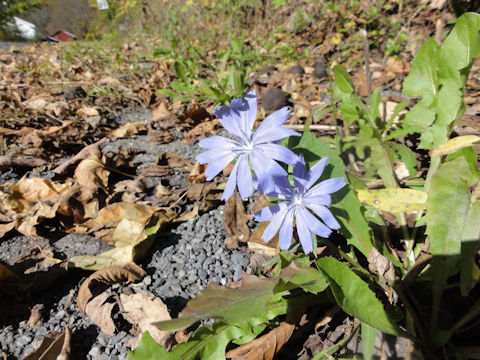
0,107,250,359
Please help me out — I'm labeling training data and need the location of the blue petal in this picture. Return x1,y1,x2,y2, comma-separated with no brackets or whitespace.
229,90,257,141
253,107,300,144
305,203,340,230
295,210,313,254
214,106,245,142
250,151,288,194
262,205,289,243
293,154,308,190
303,194,331,207
305,157,328,189
254,202,287,222
308,177,346,197
297,207,332,238
204,151,238,180
255,143,298,165
199,135,243,151
221,159,240,201
197,150,233,164
278,210,294,250
236,154,254,199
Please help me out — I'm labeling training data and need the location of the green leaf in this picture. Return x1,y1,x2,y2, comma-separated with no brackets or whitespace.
390,142,418,177
402,38,440,106
440,13,480,78
460,202,480,296
333,65,354,95
357,188,427,213
154,275,281,332
370,143,396,188
129,323,245,360
385,105,436,142
367,88,382,124
316,257,403,336
426,157,475,257
291,133,374,257
174,60,188,83
361,322,377,360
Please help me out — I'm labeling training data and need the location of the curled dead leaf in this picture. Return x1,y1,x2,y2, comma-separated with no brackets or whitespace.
77,263,146,314
23,327,71,360
119,293,173,350
224,191,251,243
74,152,109,193
188,162,207,184
107,122,147,138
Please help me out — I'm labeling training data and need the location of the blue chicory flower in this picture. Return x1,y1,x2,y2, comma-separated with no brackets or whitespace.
196,90,300,201
254,154,346,254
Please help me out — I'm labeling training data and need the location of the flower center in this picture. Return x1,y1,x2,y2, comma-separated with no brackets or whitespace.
292,189,304,206
242,138,255,153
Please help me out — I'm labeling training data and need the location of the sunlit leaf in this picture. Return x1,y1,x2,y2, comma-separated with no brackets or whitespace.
357,188,427,213
317,257,403,336
430,135,480,157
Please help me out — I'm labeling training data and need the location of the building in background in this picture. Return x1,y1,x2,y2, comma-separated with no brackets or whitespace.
47,30,77,42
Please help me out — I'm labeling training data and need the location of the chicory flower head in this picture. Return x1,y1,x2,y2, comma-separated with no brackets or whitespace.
196,90,300,201
254,155,346,254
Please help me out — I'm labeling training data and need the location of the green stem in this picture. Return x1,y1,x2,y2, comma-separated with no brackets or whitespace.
312,322,360,360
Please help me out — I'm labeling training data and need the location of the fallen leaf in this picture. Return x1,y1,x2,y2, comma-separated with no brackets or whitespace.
188,162,207,184
120,293,172,349
224,191,251,243
184,118,221,144
23,328,71,360
248,222,279,256
226,322,294,360
77,263,146,314
158,152,192,172
86,292,117,335
53,138,109,175
107,122,147,138
77,106,99,116
74,152,109,193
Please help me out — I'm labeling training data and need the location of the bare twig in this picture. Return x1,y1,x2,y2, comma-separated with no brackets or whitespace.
361,28,371,99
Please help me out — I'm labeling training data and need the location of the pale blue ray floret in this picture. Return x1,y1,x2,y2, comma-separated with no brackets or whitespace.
196,90,300,201
254,154,346,254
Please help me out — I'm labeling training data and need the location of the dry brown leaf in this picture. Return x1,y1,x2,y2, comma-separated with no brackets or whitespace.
119,293,172,350
386,57,411,74
6,176,71,212
77,263,146,314
226,306,305,360
23,327,71,360
158,152,193,172
53,138,109,175
77,106,99,116
86,292,117,335
224,191,251,243
226,321,294,360
184,118,221,144
175,206,199,222
80,202,157,234
0,222,15,238
248,222,280,257
74,152,109,193
188,162,207,184
107,122,147,138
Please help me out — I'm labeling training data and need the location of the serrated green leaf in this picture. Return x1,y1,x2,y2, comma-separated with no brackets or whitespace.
316,257,403,336
291,132,374,257
431,135,480,157
357,188,427,213
386,105,436,141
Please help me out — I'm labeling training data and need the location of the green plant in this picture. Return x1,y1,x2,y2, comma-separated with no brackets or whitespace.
131,11,480,360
